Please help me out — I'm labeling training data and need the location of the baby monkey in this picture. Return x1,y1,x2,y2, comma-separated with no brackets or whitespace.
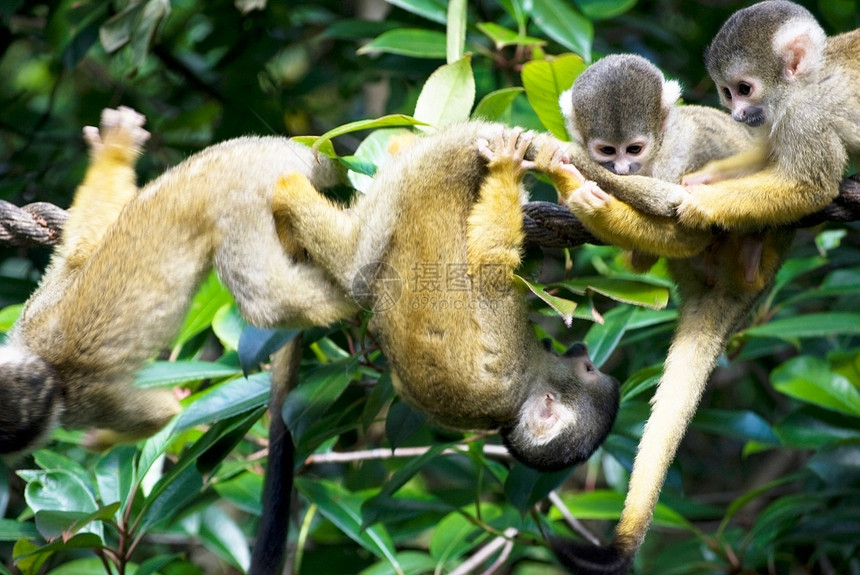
0,107,354,458
274,124,620,472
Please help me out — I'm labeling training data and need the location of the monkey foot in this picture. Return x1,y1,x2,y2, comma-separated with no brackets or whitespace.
84,106,150,163
478,127,536,175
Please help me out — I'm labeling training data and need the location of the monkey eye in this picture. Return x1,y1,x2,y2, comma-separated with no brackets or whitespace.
598,145,616,155
722,87,732,100
626,144,643,155
737,82,752,96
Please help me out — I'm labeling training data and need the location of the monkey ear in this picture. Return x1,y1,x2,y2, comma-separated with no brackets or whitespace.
661,79,682,110
773,20,826,79
558,88,581,141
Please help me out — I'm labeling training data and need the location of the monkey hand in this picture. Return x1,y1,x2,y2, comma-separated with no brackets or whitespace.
529,138,587,200
564,181,613,216
477,127,536,178
83,106,150,165
675,185,720,229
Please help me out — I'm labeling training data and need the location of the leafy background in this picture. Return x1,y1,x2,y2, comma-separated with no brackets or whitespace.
1,0,859,574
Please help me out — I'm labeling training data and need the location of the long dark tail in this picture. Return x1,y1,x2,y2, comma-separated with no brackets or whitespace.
248,337,302,575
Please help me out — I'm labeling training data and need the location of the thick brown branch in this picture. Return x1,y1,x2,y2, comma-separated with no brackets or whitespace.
2,175,858,249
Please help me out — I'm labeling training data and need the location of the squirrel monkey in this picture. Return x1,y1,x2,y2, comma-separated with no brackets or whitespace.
273,124,620,472
0,107,355,458
558,53,759,269
677,0,860,230
535,53,796,573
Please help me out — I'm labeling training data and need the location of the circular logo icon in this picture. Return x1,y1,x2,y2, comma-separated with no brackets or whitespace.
351,261,402,313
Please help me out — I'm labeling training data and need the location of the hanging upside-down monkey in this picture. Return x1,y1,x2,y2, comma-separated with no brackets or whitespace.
0,107,355,458
274,124,620,472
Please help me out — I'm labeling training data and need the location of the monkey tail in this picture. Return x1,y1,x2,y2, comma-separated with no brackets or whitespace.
248,337,302,575
550,537,634,575
551,276,763,574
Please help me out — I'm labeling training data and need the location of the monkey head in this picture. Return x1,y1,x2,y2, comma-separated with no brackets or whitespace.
501,342,619,472
705,0,826,129
560,54,681,176
0,346,61,458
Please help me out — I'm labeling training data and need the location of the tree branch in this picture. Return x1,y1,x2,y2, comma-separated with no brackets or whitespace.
2,175,858,249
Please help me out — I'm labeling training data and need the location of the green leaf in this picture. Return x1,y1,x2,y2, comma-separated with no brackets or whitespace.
94,447,136,515
311,115,429,155
347,128,413,193
552,490,691,529
472,87,524,122
476,23,546,49
428,505,501,565
774,407,860,449
296,478,402,568
584,305,637,368
33,504,119,542
771,356,860,416
213,472,263,515
0,304,22,331
134,360,241,389
573,0,637,20
521,53,587,139
359,551,437,575
282,361,357,445
0,519,40,542
504,464,570,511
446,0,467,63
807,440,860,488
173,272,234,347
413,56,475,126
514,275,578,327
19,470,102,540
691,409,779,445
198,505,251,571
385,0,447,24
558,276,669,310
212,305,246,351
140,464,204,530
744,312,860,341
385,399,427,450
176,372,270,432
529,0,593,60
357,29,447,59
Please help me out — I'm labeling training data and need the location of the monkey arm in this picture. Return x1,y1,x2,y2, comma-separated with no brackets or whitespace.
565,183,713,258
62,107,149,269
467,133,529,278
678,168,841,230
680,145,769,186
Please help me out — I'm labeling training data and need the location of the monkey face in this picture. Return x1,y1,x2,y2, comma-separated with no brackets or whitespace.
501,343,619,472
714,76,769,128
588,137,652,175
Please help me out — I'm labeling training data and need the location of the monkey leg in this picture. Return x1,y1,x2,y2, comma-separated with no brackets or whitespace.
214,174,356,328
680,146,768,186
62,107,150,269
566,184,713,258
466,129,531,280
271,172,367,294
